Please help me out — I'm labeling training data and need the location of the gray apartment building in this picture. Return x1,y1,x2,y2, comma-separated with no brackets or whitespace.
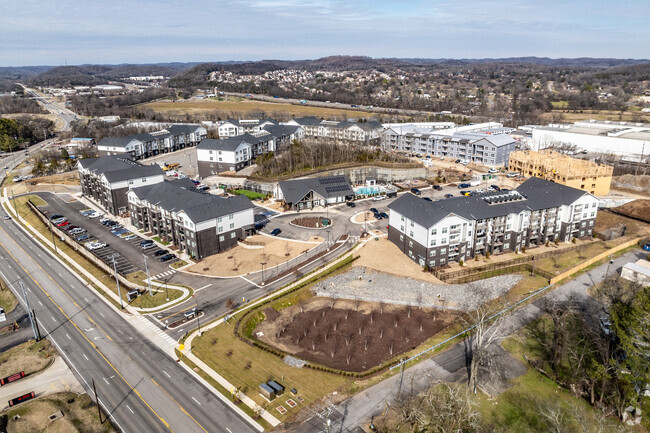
388,178,599,268
127,179,255,260
77,155,164,215
285,117,383,146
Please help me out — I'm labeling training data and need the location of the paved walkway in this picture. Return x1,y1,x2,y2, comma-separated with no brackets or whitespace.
0,356,83,411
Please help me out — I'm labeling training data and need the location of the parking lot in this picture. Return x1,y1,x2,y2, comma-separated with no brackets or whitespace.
36,192,180,277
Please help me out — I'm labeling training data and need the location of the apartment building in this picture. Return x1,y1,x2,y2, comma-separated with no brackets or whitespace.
508,150,613,196
285,117,383,146
388,177,599,268
97,124,207,160
382,123,516,166
217,119,277,137
78,155,164,215
128,179,255,260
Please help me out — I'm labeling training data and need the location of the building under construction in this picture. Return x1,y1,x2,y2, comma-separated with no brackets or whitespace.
508,149,613,196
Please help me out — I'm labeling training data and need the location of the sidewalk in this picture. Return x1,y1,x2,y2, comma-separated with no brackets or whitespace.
0,356,83,411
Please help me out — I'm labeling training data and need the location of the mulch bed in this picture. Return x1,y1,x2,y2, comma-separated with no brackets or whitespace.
261,303,458,372
291,217,330,228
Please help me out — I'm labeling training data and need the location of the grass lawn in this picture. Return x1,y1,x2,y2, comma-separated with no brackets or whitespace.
10,196,183,310
170,260,188,269
192,324,350,423
143,99,383,120
535,241,609,275
0,339,55,378
0,281,18,314
551,100,569,108
1,391,115,433
232,189,266,200
152,236,171,246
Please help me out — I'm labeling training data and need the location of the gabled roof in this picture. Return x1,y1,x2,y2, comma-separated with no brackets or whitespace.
388,177,591,228
288,116,322,126
166,124,204,135
96,137,140,149
78,155,163,182
198,133,273,152
278,176,354,204
262,124,301,137
129,181,254,223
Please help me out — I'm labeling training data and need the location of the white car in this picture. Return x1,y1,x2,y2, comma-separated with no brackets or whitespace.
124,234,138,241
488,168,499,174
475,189,484,193
88,212,104,219
372,195,386,201
461,160,469,165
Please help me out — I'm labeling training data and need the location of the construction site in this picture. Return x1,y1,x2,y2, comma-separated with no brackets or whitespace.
508,149,613,195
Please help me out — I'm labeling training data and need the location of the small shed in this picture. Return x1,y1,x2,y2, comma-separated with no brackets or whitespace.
267,380,285,396
259,383,275,401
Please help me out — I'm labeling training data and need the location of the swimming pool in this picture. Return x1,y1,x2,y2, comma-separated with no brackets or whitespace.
354,186,385,195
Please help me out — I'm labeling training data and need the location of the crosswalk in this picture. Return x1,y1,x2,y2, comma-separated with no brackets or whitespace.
152,269,176,280
134,315,177,346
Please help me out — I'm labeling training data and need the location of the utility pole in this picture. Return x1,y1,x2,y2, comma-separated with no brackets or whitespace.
143,254,153,297
164,276,170,301
92,378,103,423
110,255,124,309
20,282,39,341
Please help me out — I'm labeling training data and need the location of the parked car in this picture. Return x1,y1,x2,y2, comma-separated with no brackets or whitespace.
457,183,470,189
118,232,133,238
346,202,356,207
56,220,69,227
102,219,116,226
490,185,500,191
88,212,104,219
380,212,389,219
475,188,484,193
432,185,443,191
372,195,386,201
140,239,153,246
410,188,421,195
423,197,433,202
142,243,156,250
270,228,282,236
75,234,90,242
62,225,78,231
455,159,461,163
154,249,167,256
52,217,66,224
506,172,518,178
369,208,378,214
254,222,266,230
124,234,138,241
49,214,64,220
488,168,499,174
444,194,454,199
459,190,471,196
160,254,176,262
3,215,11,220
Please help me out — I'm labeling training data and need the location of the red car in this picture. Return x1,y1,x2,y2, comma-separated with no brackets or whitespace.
56,220,69,227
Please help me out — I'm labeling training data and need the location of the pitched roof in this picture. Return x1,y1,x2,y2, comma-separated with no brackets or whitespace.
278,176,354,204
289,116,322,126
129,181,254,223
198,133,273,152
166,124,203,135
96,137,139,149
262,124,301,137
388,177,590,228
78,155,164,182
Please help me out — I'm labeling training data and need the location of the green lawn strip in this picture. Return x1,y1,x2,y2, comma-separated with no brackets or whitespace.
170,260,188,269
0,280,18,314
232,189,267,200
12,196,178,309
535,241,609,275
552,244,638,286
152,236,171,246
177,349,272,431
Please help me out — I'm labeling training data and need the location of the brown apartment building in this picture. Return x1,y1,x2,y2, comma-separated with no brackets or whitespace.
508,149,613,196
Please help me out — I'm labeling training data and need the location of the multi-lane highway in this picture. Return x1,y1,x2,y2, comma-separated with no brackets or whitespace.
0,188,257,432
19,85,81,132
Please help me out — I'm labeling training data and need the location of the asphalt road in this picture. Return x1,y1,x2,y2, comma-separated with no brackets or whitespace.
293,249,644,432
0,297,32,353
0,195,257,432
21,85,80,132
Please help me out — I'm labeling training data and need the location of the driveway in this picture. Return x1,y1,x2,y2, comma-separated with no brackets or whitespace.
292,249,645,432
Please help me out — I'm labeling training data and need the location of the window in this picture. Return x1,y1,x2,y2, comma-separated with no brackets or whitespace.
230,223,234,229
142,178,147,182
430,239,436,247
410,221,414,227
229,214,234,220
439,258,446,264
218,227,223,233
505,233,511,240
429,250,436,257
441,238,447,244
592,202,597,208
230,232,236,239
429,260,436,266
590,212,595,217
431,228,437,235
589,220,594,226
217,217,222,222
401,216,405,221
506,224,511,230
409,240,413,247
441,248,447,254
409,231,414,237
399,234,404,241
504,243,510,249
442,227,448,234
219,235,225,242
401,226,404,231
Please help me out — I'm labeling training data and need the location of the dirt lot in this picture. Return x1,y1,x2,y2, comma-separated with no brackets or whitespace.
143,99,381,120
595,208,650,237
608,199,650,223
353,237,443,284
352,211,377,224
0,339,55,379
255,297,459,372
612,174,650,196
2,392,115,433
185,234,321,277
7,172,80,195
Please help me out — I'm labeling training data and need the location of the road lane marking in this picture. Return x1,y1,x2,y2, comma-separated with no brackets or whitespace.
66,333,71,340
38,300,43,306
51,316,57,322
226,428,233,433
83,353,89,361
58,272,62,277
192,396,201,405
151,379,209,433
126,404,134,414
99,312,105,318
103,377,109,385
163,370,171,378
196,284,211,291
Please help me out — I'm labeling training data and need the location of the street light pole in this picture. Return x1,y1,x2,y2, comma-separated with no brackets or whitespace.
19,281,39,341
260,261,266,286
143,254,153,297
164,277,169,301
194,295,201,335
326,229,331,251
110,256,124,309
48,218,58,253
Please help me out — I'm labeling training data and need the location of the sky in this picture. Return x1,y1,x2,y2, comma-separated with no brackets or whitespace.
1,0,648,66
